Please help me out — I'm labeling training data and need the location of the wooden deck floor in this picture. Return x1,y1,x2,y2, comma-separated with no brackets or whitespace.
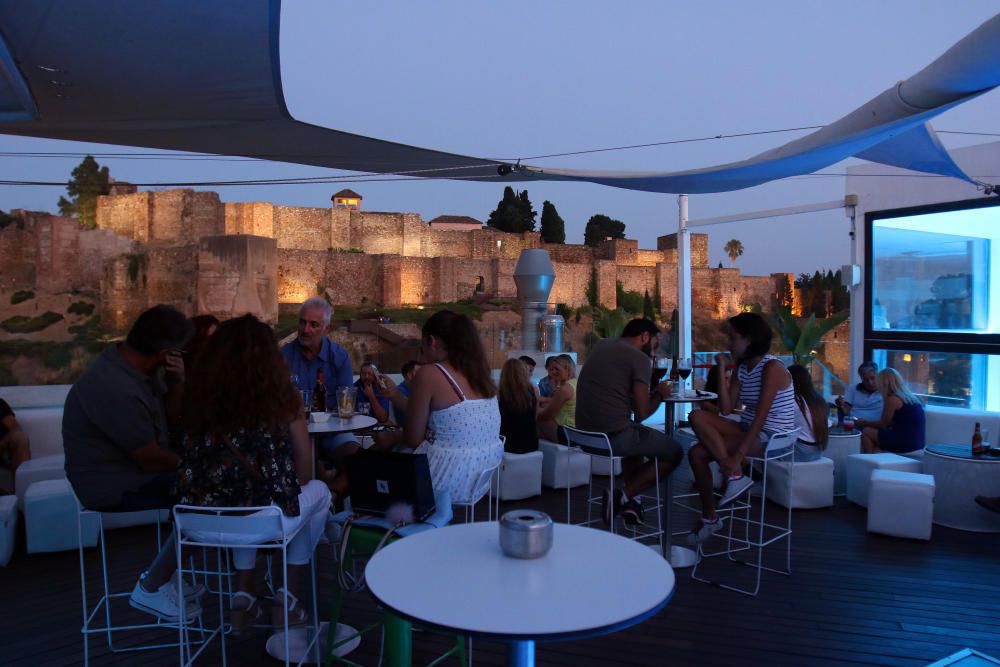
3,486,1000,667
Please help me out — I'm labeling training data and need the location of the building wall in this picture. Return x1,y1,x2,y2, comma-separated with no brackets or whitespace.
197,235,278,323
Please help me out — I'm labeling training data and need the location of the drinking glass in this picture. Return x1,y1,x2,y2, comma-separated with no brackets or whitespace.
337,386,357,421
677,358,692,394
651,357,670,386
842,415,855,432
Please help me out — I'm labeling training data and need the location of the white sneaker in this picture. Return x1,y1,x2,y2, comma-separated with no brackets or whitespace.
169,571,206,601
718,474,754,507
684,517,725,546
129,580,202,622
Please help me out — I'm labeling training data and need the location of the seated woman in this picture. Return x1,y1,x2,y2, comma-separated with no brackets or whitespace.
857,368,925,454
174,315,331,634
696,363,731,416
386,310,503,503
687,312,797,544
536,354,576,443
788,364,829,462
498,358,539,454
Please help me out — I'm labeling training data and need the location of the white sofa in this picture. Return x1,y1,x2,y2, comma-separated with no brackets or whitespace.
924,406,1000,449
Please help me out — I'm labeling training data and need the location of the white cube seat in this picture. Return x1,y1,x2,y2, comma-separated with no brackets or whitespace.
765,456,835,509
24,478,98,553
15,454,65,509
493,450,544,500
0,495,17,566
539,439,591,489
867,470,935,540
846,453,922,508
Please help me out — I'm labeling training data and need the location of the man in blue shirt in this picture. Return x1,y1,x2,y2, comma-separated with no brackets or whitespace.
354,361,392,422
836,362,884,422
282,297,356,452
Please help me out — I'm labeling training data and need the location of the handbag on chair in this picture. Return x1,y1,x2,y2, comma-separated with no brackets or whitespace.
347,450,436,522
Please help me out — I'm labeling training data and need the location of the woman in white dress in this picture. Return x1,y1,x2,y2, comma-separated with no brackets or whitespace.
397,310,502,503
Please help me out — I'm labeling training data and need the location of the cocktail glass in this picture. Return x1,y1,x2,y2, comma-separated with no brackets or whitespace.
337,387,357,422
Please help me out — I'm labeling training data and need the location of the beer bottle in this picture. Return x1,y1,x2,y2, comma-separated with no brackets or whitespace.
313,369,327,413
972,422,985,456
669,354,680,384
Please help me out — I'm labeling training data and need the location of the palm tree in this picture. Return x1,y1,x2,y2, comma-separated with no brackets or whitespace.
724,239,744,267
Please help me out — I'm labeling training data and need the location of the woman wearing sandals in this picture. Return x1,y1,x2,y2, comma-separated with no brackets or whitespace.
174,315,330,634
686,312,797,545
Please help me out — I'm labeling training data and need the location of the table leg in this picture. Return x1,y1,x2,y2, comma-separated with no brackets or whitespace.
661,404,699,568
383,612,413,667
506,640,535,667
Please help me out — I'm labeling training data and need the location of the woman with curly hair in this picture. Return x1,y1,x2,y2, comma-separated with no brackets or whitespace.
174,314,330,634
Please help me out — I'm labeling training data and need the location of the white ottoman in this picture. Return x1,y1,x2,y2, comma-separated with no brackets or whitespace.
539,440,590,489
0,495,17,566
15,454,66,509
24,478,98,553
867,470,935,540
765,456,835,509
846,453,922,508
493,451,544,501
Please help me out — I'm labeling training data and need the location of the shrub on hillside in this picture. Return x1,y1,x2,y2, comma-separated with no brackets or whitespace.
67,301,95,316
2,311,64,334
10,290,34,305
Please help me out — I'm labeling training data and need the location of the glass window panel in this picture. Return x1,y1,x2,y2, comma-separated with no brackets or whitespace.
870,348,1000,411
870,207,997,334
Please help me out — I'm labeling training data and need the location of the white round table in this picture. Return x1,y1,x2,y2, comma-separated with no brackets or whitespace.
924,444,1000,532
307,414,377,435
366,522,675,667
826,427,861,496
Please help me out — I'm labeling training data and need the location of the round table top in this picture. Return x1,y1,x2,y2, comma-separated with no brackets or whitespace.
926,443,1000,462
828,426,861,438
365,522,675,641
662,390,716,403
307,414,377,434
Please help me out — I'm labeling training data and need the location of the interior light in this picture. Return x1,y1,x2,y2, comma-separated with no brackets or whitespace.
902,354,912,362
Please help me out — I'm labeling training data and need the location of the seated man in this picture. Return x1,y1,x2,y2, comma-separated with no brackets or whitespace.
62,304,200,622
355,361,391,423
0,398,31,492
537,355,556,399
836,362,883,422
282,297,358,457
576,318,683,525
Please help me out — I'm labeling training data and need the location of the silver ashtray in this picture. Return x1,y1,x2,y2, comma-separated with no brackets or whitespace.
499,510,553,559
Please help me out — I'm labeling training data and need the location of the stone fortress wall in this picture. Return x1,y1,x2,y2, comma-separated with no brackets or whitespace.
2,188,791,333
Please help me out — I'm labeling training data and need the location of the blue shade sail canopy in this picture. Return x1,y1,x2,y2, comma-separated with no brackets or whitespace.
0,1,996,194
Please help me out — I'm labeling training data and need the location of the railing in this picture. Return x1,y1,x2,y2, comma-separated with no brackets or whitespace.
692,352,847,399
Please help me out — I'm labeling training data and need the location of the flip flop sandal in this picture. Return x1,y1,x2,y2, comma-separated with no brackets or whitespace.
271,587,308,632
230,591,263,635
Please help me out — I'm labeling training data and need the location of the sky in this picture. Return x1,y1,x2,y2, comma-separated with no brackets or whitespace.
1,1,998,277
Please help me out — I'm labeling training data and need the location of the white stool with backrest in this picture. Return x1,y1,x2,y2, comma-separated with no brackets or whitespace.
562,426,663,549
845,453,922,508
867,469,935,540
173,505,321,666
453,460,501,522
692,429,799,597
491,450,543,501
76,494,195,666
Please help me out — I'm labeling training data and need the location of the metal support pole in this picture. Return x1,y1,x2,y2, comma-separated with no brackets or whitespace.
677,195,692,366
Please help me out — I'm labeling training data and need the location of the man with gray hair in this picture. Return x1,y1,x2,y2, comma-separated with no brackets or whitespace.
836,361,884,422
282,297,356,451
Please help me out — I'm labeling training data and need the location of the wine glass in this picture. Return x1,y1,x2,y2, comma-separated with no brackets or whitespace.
651,357,671,386
677,358,692,394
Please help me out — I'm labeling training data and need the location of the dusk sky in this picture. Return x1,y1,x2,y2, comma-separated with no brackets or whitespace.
1,1,998,277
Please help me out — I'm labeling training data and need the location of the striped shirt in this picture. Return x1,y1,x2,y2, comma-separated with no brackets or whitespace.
739,355,797,435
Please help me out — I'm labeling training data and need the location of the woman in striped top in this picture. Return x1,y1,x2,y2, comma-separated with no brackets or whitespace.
686,312,797,545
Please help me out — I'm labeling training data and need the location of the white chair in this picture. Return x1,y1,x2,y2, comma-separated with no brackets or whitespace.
867,470,935,540
76,495,195,666
453,460,501,523
562,426,664,549
173,505,321,666
692,429,799,597
845,453,922,508
765,456,835,509
538,439,590,490
492,450,544,501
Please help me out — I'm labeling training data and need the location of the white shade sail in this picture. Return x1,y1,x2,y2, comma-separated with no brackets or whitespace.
0,1,997,193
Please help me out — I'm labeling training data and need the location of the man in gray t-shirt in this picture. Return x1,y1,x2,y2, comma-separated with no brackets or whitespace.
576,318,682,526
63,305,200,622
